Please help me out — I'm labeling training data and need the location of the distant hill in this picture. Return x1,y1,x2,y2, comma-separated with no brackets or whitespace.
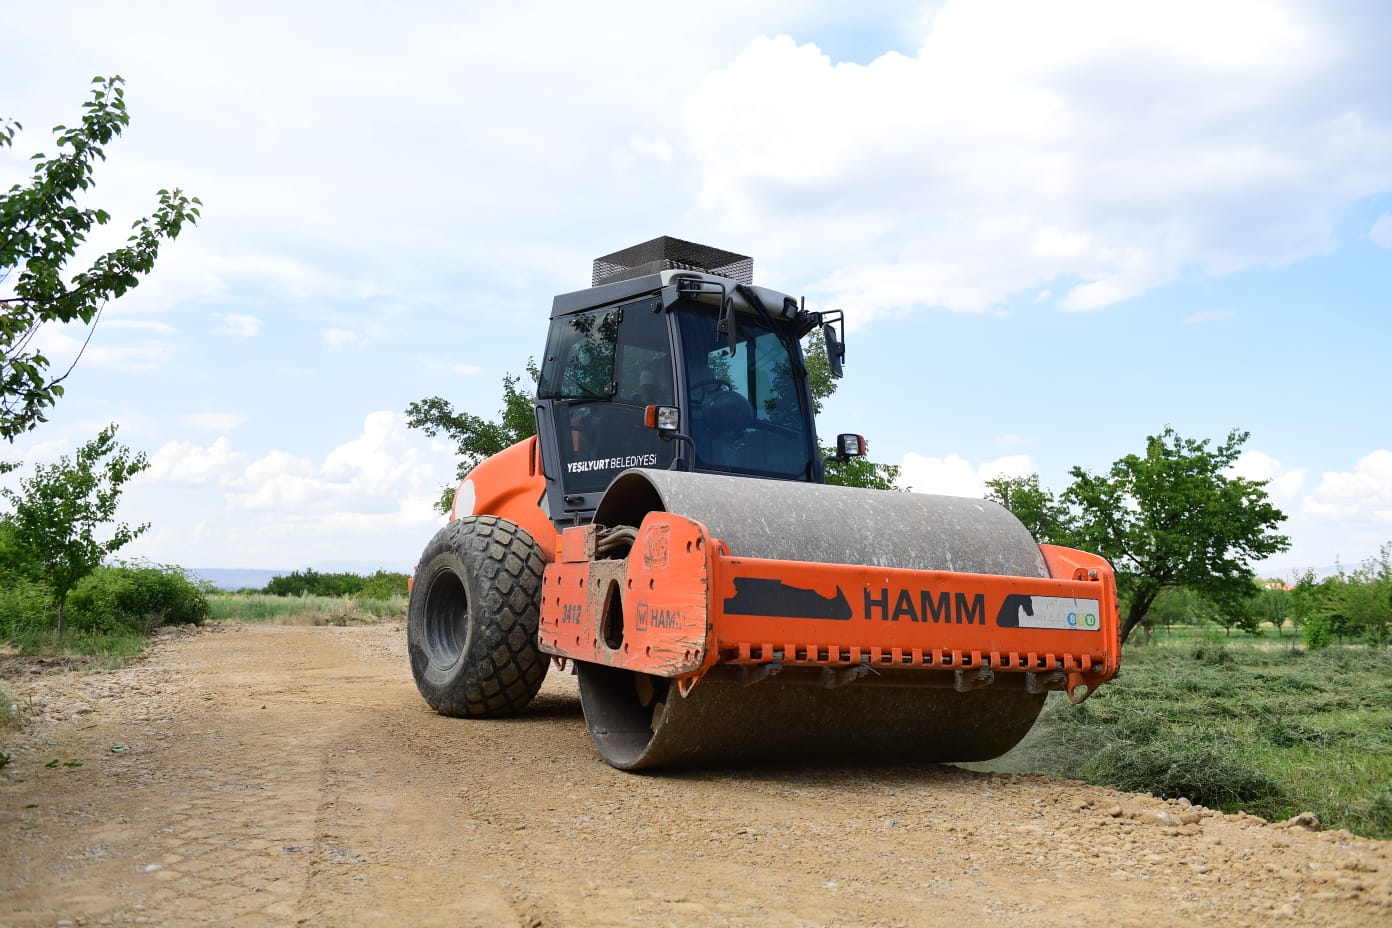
190,568,284,592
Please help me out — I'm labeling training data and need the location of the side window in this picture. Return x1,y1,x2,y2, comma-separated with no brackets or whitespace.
613,303,674,407
539,308,620,400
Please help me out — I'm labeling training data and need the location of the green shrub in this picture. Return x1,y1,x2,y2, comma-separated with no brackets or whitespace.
1302,613,1333,649
0,578,52,644
65,563,209,635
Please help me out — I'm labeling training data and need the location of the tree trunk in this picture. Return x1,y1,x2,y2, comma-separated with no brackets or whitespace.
1120,588,1159,645
57,598,65,638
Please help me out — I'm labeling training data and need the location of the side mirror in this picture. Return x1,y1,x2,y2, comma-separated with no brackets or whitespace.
717,295,738,357
823,321,845,378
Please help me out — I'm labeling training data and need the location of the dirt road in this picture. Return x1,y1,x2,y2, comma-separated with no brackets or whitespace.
1,623,1388,927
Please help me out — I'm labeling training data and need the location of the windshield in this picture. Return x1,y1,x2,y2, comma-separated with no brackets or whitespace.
676,304,814,479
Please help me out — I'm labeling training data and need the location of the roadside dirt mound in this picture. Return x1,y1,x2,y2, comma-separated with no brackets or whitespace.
2,623,1388,927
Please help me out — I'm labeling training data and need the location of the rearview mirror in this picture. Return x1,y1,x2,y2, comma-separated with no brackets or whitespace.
823,322,845,378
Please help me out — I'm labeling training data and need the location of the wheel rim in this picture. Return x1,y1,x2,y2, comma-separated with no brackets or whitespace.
423,569,469,667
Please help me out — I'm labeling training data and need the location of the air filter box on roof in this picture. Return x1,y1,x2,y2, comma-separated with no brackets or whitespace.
592,236,753,287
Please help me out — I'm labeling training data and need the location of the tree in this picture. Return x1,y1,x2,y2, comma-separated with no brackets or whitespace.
1252,583,1292,637
1289,567,1322,640
406,362,539,513
1320,546,1391,647
984,474,1074,544
802,329,901,490
0,423,149,635
1146,585,1203,631
823,447,902,490
1,76,201,440
1211,584,1262,637
1063,427,1290,645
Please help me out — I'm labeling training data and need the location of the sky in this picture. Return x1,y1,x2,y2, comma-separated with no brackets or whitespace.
2,0,1389,579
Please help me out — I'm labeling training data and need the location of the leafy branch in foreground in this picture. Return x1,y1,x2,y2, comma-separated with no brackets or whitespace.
1,75,201,440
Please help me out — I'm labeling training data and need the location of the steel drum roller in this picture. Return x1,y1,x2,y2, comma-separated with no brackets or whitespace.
577,470,1052,770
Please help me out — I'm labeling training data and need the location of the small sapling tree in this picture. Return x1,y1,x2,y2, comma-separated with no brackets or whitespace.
1,423,149,635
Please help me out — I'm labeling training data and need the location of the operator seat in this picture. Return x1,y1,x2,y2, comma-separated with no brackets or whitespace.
704,390,753,441
698,391,755,469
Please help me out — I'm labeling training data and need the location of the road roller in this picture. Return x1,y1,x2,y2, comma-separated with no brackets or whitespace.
407,237,1121,769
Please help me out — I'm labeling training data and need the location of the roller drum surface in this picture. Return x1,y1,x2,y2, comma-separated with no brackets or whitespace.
582,470,1051,770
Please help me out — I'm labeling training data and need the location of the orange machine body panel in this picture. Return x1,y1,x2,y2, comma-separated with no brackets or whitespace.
539,512,1121,701
451,437,559,561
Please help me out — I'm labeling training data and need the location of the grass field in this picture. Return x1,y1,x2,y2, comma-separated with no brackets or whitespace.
205,593,406,625
976,629,1392,839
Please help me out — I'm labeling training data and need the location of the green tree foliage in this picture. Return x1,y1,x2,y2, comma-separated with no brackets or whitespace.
1290,568,1322,640
258,568,408,599
263,568,364,598
1062,427,1289,644
1251,584,1293,637
1,76,201,440
801,329,900,489
1309,546,1392,648
822,449,902,490
990,429,1289,645
983,474,1074,544
406,361,539,513
359,569,410,599
800,329,837,417
0,423,148,635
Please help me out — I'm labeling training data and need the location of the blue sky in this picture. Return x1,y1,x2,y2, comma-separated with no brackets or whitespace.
2,0,1389,578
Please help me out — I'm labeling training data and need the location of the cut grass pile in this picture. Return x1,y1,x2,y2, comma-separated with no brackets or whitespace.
976,638,1392,839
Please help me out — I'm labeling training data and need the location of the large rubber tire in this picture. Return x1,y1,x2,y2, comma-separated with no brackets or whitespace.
407,516,547,717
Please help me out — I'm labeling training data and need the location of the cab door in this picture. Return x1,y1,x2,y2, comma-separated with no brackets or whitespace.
535,295,677,521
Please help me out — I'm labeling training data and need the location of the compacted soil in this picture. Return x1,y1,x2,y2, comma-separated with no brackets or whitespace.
1,622,1388,927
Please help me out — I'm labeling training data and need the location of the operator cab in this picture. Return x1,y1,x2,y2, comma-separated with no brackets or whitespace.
534,237,846,526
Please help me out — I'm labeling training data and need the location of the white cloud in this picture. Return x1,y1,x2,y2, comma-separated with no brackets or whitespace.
221,314,262,337
1183,310,1234,325
683,2,1392,320
1303,450,1392,522
1242,449,1392,577
30,322,172,373
1230,450,1306,504
123,412,460,567
106,319,177,334
324,328,360,349
897,451,1033,496
143,436,249,485
181,412,248,433
1372,212,1392,248
617,135,675,166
